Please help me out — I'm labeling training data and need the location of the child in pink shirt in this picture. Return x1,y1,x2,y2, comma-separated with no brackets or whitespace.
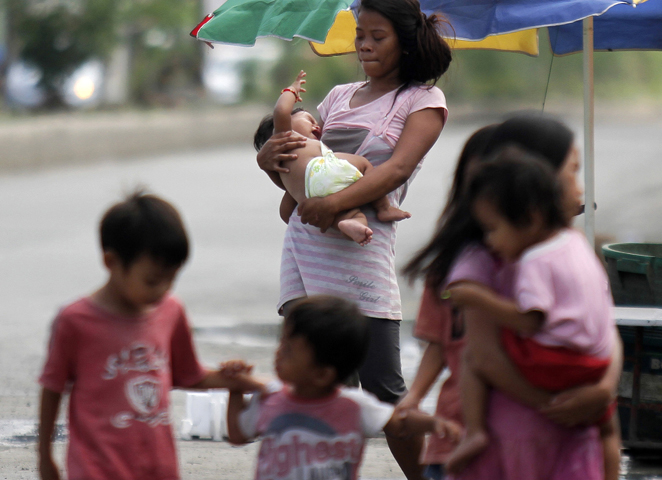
444,148,618,475
38,191,262,480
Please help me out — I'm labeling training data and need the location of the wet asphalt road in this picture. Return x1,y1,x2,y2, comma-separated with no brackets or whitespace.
1,117,662,478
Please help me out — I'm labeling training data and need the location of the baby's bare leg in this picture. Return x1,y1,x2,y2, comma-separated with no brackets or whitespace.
333,208,373,246
343,156,411,222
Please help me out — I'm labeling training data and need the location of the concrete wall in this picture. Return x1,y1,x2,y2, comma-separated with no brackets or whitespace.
0,106,266,171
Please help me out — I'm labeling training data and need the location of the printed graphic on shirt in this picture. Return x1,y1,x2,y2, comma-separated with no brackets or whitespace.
258,413,361,480
103,343,170,428
347,275,381,305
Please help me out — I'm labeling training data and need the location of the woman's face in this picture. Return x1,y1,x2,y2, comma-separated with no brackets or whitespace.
557,144,584,221
355,9,402,82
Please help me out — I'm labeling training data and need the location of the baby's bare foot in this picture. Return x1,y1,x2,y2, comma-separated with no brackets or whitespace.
377,206,411,223
445,430,490,475
338,219,373,246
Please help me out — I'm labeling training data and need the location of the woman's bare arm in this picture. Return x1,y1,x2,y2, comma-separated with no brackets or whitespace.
297,108,445,231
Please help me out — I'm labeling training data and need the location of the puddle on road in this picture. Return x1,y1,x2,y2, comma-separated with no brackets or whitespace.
0,419,66,445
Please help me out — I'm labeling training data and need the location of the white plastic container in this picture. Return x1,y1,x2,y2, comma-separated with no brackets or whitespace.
180,391,228,441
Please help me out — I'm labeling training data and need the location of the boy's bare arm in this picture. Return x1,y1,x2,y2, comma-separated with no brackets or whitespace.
187,369,265,393
39,388,62,480
226,391,249,445
447,282,543,336
274,71,306,134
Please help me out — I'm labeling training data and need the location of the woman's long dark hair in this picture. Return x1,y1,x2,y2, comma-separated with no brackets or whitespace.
357,0,453,95
402,124,496,291
403,114,575,292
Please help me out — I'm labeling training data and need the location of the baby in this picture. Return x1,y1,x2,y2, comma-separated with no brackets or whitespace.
254,71,410,246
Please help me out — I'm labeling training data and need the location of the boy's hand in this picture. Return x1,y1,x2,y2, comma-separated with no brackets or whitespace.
219,360,253,378
434,418,462,444
39,456,60,480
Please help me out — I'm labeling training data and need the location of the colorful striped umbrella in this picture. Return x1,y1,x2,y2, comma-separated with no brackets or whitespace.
191,0,658,245
191,1,633,56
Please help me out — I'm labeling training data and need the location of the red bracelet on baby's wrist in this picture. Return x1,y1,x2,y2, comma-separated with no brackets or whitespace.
281,87,302,102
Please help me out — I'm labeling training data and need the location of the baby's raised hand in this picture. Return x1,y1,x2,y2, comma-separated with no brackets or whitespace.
289,70,307,99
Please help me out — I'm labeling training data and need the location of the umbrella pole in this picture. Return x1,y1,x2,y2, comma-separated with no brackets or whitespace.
583,16,596,248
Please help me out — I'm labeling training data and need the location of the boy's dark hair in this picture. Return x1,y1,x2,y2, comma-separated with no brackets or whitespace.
467,146,569,231
254,107,306,152
100,190,189,267
403,115,575,292
285,295,369,383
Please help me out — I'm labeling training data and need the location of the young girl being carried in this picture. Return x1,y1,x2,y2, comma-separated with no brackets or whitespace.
400,116,621,480
444,147,619,476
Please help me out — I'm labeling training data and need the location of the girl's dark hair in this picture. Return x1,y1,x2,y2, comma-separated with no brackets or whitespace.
402,124,497,290
253,107,306,152
100,190,189,267
403,115,576,291
357,0,453,94
286,295,369,383
467,146,569,231
483,114,574,171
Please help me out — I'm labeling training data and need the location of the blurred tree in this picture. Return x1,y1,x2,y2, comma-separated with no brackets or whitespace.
3,0,203,109
6,0,117,108
118,0,203,106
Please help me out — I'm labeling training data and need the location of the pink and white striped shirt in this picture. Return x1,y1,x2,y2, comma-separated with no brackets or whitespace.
278,82,448,319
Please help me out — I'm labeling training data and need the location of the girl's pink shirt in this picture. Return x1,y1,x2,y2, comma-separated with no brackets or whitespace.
415,244,497,464
514,229,615,358
414,244,603,479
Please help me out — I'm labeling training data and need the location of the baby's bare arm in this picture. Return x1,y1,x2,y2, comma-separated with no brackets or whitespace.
280,192,297,224
274,71,306,134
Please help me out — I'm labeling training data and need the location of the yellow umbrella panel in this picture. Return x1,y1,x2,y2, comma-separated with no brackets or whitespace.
309,9,541,57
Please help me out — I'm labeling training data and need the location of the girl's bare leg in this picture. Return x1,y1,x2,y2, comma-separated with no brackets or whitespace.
334,208,373,246
446,306,552,474
445,351,490,475
601,414,622,480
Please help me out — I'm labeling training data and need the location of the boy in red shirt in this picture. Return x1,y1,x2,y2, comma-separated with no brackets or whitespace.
38,191,261,480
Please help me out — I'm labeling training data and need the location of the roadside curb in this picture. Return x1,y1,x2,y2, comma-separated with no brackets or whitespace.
0,106,267,172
